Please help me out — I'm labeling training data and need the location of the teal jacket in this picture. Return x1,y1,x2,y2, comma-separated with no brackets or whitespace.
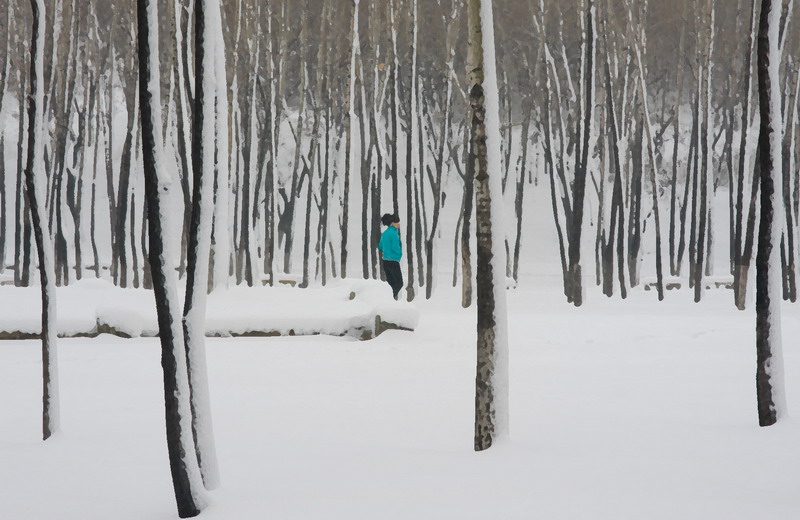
378,226,402,261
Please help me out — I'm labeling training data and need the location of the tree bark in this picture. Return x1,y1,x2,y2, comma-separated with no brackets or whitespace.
566,0,595,307
754,0,786,427
137,0,205,513
26,0,59,441
470,0,509,452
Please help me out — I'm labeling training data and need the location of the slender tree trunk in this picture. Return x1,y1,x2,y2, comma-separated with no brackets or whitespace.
26,0,59,441
389,0,400,217
754,0,786,427
342,0,360,279
566,0,595,307
734,0,760,308
694,0,715,302
137,0,205,514
512,105,532,282
183,0,222,489
543,78,569,298
669,0,691,276
470,0,509,452
15,80,27,286
601,25,627,298
461,121,475,307
677,94,699,277
627,116,644,288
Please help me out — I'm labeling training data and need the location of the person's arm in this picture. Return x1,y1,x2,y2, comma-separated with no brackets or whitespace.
395,229,402,254
391,228,402,258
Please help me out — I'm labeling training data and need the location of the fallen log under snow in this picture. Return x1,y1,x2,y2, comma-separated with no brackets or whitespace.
0,279,418,341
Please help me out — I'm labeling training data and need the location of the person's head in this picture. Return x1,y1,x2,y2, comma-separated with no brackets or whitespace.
381,213,400,227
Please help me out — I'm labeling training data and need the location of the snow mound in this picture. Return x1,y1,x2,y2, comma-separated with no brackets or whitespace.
0,278,418,340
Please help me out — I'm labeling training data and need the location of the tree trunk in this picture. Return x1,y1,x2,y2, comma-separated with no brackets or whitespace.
137,0,205,514
15,80,27,286
26,0,59,441
734,0,760,308
601,25,627,298
342,0,360,280
183,0,223,490
754,0,786,427
470,0,509,452
461,121,475,308
566,0,595,307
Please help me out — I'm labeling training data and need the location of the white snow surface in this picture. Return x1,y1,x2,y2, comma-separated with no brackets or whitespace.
1,279,798,519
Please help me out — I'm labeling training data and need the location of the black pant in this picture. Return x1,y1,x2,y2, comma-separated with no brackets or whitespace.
382,260,404,300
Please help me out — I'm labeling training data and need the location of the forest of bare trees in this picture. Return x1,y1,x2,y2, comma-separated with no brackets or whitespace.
3,0,798,517
1,0,798,309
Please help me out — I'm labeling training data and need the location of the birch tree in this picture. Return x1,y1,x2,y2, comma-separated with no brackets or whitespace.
469,0,509,452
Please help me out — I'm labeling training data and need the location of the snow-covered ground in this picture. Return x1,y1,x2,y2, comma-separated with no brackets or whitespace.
1,278,798,519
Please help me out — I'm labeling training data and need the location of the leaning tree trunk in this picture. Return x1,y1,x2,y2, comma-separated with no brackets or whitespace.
26,0,59,441
754,0,786,427
137,0,206,515
734,0,760,309
182,0,221,490
469,0,509,452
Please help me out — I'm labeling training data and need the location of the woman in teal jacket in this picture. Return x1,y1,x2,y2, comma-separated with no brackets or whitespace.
378,213,403,300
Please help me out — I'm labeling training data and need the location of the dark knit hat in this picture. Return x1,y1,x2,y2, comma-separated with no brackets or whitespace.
381,213,400,226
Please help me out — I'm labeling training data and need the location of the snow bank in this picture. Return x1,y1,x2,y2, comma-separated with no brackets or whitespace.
0,279,418,340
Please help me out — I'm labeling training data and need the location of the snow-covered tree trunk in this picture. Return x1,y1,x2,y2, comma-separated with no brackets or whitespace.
566,0,595,307
0,9,11,273
668,0,691,278
182,0,221,490
511,101,532,284
14,76,31,287
461,120,475,308
137,0,207,515
280,8,308,276
264,1,278,286
600,14,627,299
621,0,664,300
424,0,459,299
212,3,230,290
26,0,59,441
733,0,760,310
693,0,715,303
402,0,419,302
236,38,259,288
342,0,360,280
469,0,509,452
754,0,787,427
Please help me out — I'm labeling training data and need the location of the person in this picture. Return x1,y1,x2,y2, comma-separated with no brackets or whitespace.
377,213,403,300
